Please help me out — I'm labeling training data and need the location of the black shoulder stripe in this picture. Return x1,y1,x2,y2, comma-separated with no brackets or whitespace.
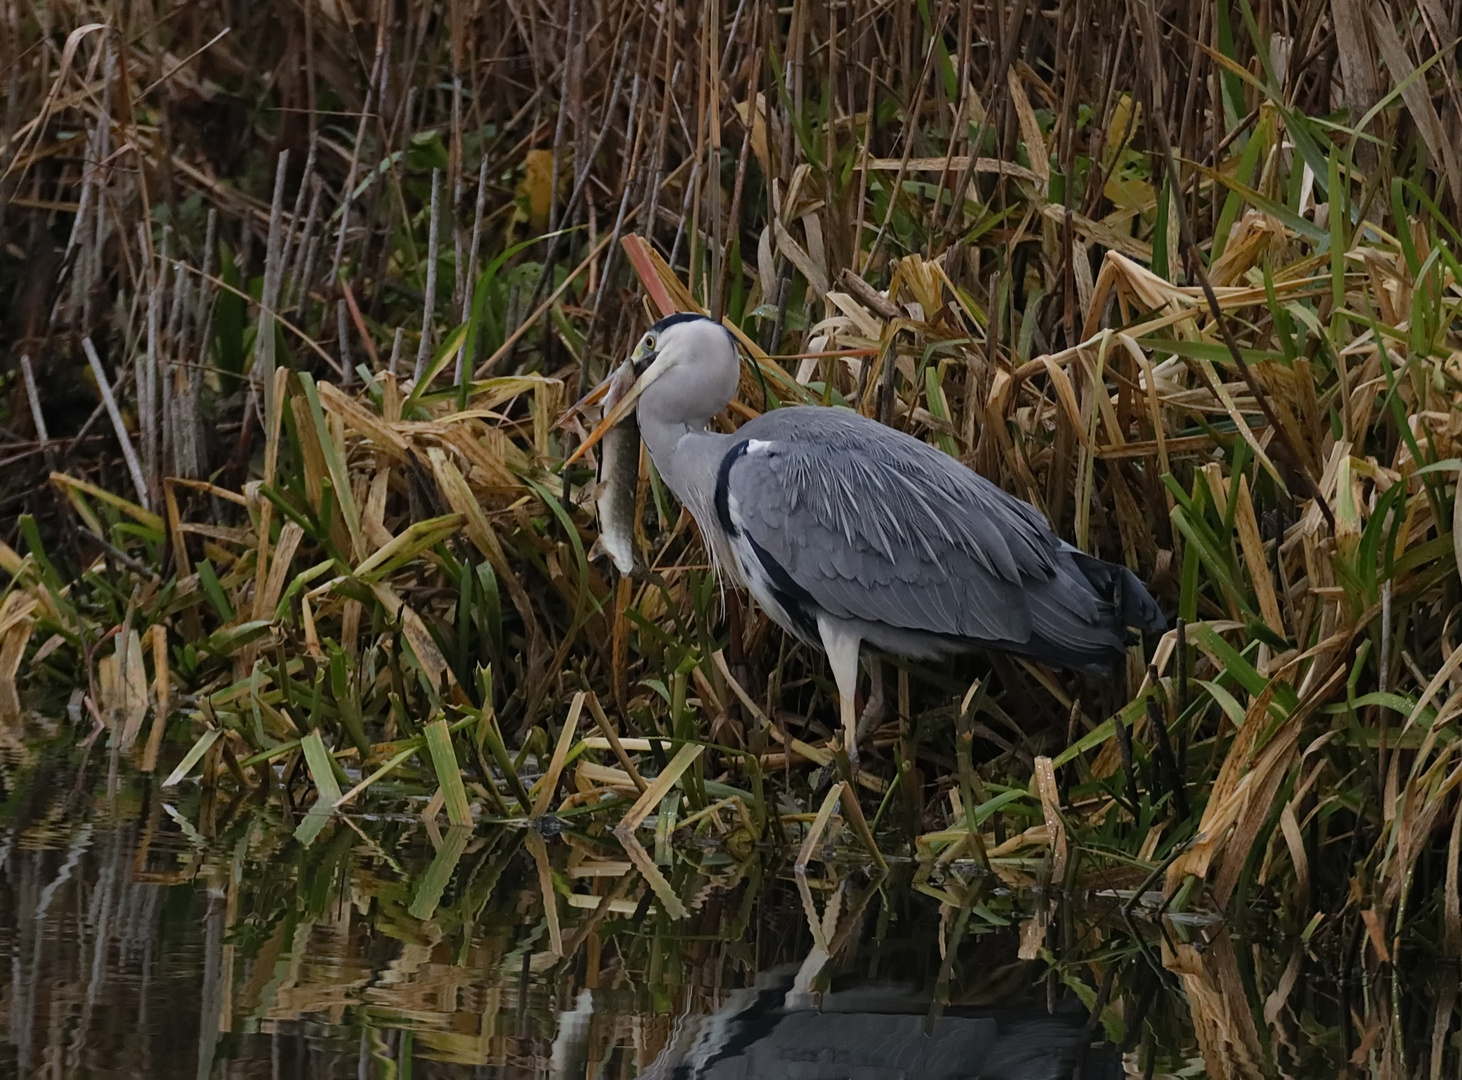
746,533,820,639
746,533,815,605
714,441,751,539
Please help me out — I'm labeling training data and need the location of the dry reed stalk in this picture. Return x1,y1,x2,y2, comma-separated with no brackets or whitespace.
280,134,317,292
255,150,290,432
329,45,384,285
453,154,491,386
413,167,442,381
81,336,149,511
140,224,162,504
5,15,1462,1051
289,175,324,311
337,299,354,383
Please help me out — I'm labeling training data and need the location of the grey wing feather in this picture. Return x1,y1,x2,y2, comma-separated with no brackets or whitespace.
725,406,1162,669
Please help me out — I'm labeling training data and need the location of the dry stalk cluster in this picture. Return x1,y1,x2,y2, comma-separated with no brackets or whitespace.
4,1,1462,1073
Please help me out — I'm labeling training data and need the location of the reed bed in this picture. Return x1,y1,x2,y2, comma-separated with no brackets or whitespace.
4,0,1462,1073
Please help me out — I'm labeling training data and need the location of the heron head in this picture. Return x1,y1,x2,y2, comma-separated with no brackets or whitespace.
565,313,739,466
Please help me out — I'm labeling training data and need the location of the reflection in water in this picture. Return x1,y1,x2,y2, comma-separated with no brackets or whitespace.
0,789,1121,1079
618,969,1115,1079
0,774,1455,1078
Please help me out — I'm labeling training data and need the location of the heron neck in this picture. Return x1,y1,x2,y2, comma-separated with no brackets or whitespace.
636,402,731,528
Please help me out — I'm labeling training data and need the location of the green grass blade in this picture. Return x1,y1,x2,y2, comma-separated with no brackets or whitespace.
424,715,473,826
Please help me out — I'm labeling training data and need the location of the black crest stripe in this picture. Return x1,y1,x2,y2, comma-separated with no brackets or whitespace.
649,311,712,333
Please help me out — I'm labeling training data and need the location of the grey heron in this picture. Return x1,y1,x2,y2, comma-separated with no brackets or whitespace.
568,312,1165,766
555,965,1119,1080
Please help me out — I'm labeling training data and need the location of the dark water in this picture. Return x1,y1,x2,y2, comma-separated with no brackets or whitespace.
7,762,1460,1078
0,777,1130,1079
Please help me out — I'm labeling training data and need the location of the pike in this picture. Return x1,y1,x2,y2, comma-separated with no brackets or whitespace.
589,360,639,574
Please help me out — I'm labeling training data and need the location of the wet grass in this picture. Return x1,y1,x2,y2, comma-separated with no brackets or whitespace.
5,1,1462,1073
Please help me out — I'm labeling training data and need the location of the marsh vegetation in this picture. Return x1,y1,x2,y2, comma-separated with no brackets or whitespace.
4,0,1462,1074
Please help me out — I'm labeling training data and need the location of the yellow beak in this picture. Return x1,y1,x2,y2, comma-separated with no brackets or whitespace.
557,370,617,427
562,348,669,467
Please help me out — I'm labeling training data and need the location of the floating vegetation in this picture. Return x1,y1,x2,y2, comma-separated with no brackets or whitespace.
5,1,1462,1071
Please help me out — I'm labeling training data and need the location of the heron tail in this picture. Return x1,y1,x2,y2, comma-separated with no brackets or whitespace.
1068,551,1167,634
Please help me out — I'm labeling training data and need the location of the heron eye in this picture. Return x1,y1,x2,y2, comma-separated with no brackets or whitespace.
644,334,657,351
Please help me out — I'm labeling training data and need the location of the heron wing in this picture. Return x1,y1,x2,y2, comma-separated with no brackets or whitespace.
720,406,1144,662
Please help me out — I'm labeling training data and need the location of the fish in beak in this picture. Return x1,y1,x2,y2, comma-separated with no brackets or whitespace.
588,362,640,573
562,341,671,467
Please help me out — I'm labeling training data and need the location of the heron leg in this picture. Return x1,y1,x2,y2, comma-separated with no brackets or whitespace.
856,656,887,746
817,615,862,770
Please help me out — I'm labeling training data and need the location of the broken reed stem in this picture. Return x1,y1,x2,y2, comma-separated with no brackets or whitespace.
454,154,490,389
82,336,150,511
18,355,54,472
164,243,191,477
337,299,354,382
291,175,324,311
58,119,100,330
330,47,382,285
414,167,441,381
256,149,290,433
140,224,162,505
196,209,218,328
281,133,317,285
387,326,405,377
172,274,199,479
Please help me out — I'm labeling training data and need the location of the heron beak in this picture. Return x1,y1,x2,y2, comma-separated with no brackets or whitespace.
557,370,617,428
561,349,668,467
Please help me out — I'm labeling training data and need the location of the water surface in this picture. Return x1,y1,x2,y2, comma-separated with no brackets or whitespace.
0,771,1132,1078
0,762,1451,1078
